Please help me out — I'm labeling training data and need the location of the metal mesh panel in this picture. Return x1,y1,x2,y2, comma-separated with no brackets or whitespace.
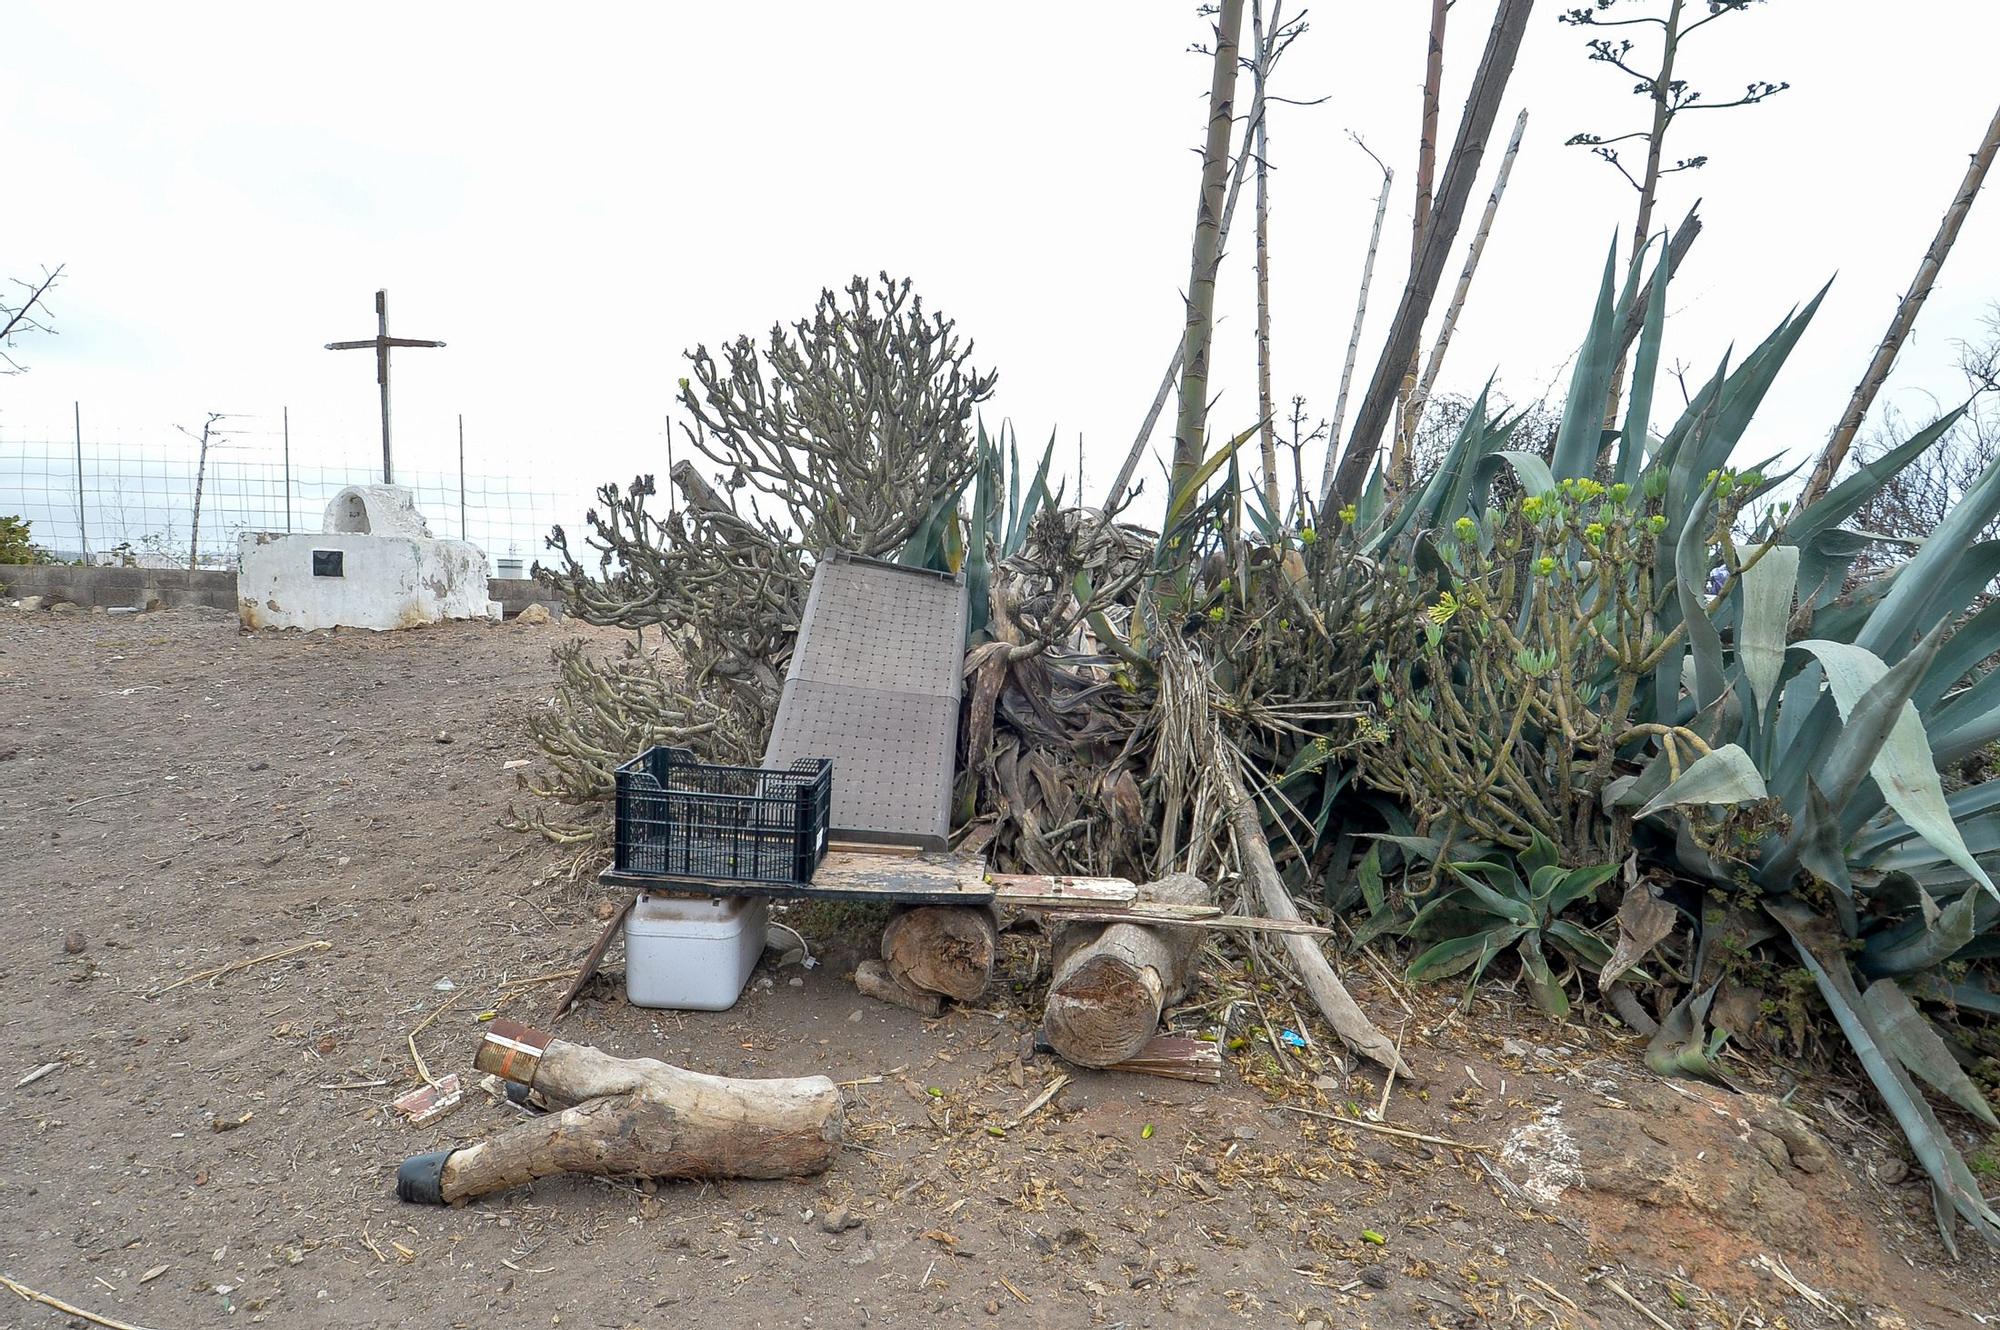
764,552,967,848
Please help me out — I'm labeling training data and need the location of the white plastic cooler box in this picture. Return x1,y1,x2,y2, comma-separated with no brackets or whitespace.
624,892,769,1011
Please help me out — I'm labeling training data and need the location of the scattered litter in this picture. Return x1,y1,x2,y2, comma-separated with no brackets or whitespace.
503,759,531,770
392,1073,464,1127
433,978,456,992
406,991,466,1086
1002,1073,1070,1129
138,1266,168,1285
14,1062,61,1089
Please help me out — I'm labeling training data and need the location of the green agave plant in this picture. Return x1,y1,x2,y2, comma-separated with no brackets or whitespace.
900,417,1062,644
1398,832,1618,1020
1347,236,2000,1250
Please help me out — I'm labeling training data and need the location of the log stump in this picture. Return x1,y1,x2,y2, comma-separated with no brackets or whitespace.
880,905,998,1002
1043,872,1211,1067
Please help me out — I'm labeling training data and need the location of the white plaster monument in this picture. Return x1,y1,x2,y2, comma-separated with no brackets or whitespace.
237,484,494,631
237,288,492,631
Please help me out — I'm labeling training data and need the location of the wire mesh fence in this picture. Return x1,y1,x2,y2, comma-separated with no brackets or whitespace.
0,426,579,572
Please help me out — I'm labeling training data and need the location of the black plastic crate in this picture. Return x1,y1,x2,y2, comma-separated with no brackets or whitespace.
613,746,832,886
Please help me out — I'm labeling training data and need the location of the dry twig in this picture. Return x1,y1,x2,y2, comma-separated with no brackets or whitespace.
146,940,330,999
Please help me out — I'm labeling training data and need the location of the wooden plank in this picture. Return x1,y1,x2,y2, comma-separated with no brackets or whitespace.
988,872,1140,907
551,895,635,1023
1030,905,1334,937
598,850,994,906
827,840,923,858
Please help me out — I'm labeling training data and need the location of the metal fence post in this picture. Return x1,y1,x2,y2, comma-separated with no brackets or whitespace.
283,405,293,533
458,413,467,540
73,402,88,559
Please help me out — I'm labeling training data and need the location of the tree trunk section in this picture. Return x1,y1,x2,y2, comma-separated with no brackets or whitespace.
881,905,998,1002
435,1036,842,1202
1169,0,1248,493
855,958,946,1017
1801,96,2000,505
1043,872,1211,1067
1323,0,1535,514
1318,152,1394,512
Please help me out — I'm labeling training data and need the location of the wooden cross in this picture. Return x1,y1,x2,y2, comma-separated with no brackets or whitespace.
325,289,444,484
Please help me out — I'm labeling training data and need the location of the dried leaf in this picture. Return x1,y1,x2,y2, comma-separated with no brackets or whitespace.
1599,880,1678,990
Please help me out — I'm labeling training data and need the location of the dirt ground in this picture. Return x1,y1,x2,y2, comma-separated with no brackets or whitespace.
2,606,1997,1330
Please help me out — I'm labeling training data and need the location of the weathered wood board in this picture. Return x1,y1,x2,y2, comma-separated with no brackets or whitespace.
599,849,994,905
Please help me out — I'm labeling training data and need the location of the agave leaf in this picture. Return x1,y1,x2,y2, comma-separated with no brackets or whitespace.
1375,382,1498,551
1645,982,1727,1079
1638,743,1768,820
1856,779,2000,860
1690,284,1831,485
1004,428,1060,559
1354,463,1388,534
1617,246,1671,487
1517,932,1569,1020
1549,242,1623,482
1768,898,2000,1254
1859,982,1999,1126
1357,845,1386,915
1870,815,2000,874
1442,865,1536,926
1915,539,2000,646
1858,447,2000,665
1538,862,1617,916
1793,632,1994,897
1546,918,1615,970
1645,359,1724,499
1779,781,1859,937
1674,479,1728,715
1787,409,1966,552
1490,450,1557,498
1930,661,2000,768
1914,597,2000,714
1863,889,1985,978
1160,424,1258,542
1738,545,1799,722
1796,528,1906,614
1522,828,1562,877
1407,927,1523,986
964,422,998,638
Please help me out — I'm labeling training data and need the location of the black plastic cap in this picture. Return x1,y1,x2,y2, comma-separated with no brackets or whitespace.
396,1149,456,1205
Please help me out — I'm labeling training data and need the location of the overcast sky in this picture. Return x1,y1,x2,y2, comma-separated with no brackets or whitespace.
4,1,1998,535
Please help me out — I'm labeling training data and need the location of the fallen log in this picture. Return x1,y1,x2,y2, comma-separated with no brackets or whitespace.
854,958,945,1017
396,1021,842,1205
1043,872,1211,1067
881,905,998,1001
1225,777,1417,1082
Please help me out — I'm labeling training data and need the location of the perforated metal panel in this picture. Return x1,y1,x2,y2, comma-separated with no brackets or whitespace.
763,552,967,848
788,555,967,695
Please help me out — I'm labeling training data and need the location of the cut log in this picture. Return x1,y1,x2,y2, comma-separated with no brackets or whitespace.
881,905,998,1002
854,958,945,1017
1043,872,1212,1068
397,1024,843,1205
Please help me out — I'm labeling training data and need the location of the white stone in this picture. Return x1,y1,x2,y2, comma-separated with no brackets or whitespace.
322,484,434,539
236,485,492,632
